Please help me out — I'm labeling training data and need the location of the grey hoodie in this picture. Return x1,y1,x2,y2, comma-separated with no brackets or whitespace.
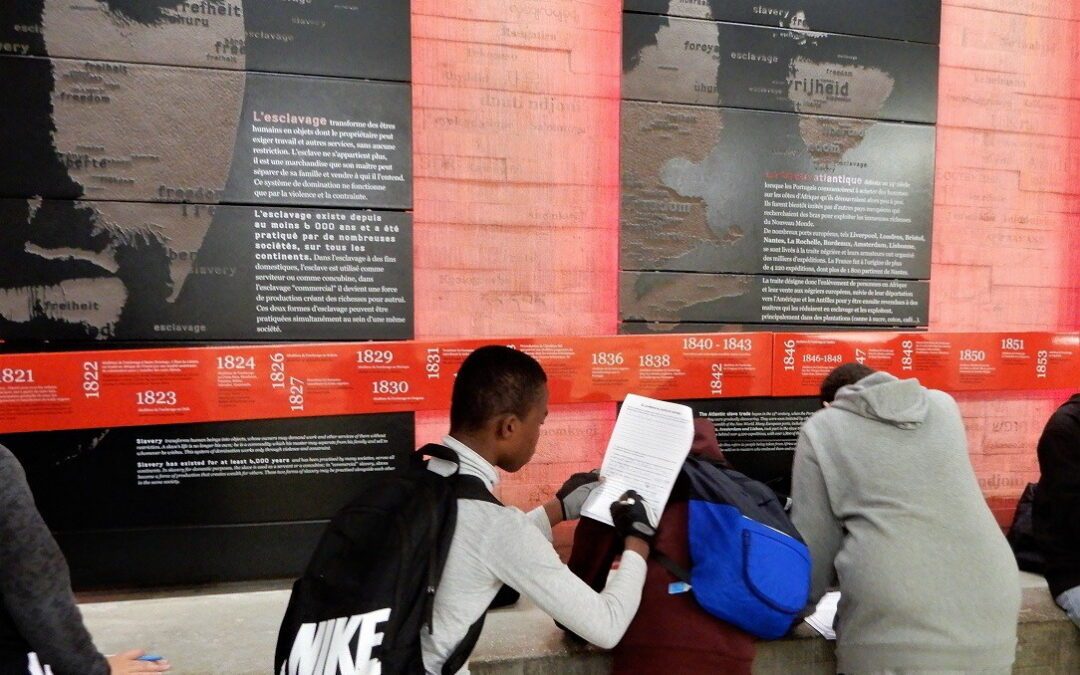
791,372,1020,673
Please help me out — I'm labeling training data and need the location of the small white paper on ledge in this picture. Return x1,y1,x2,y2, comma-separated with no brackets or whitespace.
580,394,694,527
804,591,840,640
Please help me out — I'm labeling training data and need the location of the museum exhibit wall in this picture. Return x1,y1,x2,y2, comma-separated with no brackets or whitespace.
415,0,1080,540
0,0,1077,584
616,0,941,494
0,0,418,584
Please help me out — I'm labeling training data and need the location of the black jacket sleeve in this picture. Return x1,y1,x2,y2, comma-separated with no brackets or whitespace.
1034,399,1080,597
0,446,109,675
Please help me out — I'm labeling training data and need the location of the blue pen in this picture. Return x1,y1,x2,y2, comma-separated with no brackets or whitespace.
136,655,163,662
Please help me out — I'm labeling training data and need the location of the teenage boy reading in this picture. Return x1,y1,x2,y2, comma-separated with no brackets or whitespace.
422,345,655,674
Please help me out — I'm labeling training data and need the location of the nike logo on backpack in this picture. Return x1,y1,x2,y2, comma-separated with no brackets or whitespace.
282,608,391,675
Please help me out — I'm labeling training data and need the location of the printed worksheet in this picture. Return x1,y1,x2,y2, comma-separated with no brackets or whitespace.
581,394,694,527
804,591,840,640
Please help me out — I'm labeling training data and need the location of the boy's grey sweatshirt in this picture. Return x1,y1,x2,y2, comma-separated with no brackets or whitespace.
791,372,1020,673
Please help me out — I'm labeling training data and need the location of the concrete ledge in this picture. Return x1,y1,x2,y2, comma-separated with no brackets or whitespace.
79,574,1080,674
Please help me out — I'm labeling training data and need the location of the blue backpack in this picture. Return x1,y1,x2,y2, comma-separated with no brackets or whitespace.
654,455,812,639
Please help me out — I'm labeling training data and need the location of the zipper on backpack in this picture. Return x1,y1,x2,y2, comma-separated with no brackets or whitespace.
425,584,436,633
425,490,440,633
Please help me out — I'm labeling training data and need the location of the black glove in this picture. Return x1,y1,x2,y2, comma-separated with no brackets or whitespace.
610,489,656,545
556,469,601,520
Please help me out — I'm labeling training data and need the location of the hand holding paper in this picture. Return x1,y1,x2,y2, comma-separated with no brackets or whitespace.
581,394,694,527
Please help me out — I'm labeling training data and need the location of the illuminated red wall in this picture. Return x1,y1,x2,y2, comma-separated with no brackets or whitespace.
935,0,1080,523
411,0,1080,535
410,1,621,549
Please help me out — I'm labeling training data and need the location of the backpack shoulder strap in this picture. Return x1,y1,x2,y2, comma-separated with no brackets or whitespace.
418,443,504,507
652,549,691,584
418,445,513,672
453,473,502,506
438,473,512,674
418,442,459,464
442,614,486,675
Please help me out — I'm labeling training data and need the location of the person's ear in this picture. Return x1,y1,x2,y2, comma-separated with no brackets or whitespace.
493,414,518,440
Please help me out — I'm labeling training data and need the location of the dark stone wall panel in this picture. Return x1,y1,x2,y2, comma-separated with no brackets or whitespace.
624,0,941,44
619,321,877,334
0,57,412,209
58,522,324,587
2,413,415,530
623,13,939,123
0,201,412,341
0,0,410,81
621,101,935,279
621,271,930,327
685,396,822,496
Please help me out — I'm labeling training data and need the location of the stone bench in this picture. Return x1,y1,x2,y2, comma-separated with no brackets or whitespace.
79,573,1079,674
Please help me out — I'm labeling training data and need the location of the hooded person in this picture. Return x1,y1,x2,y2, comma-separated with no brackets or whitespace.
1032,392,1080,627
791,364,1020,675
562,418,756,675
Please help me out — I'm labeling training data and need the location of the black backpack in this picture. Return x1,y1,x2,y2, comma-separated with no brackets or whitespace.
1006,482,1045,574
275,444,513,675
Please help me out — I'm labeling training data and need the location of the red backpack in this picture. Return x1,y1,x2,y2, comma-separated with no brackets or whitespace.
564,498,756,674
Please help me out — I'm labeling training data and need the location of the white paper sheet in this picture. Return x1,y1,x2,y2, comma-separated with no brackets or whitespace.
804,591,840,640
580,394,694,527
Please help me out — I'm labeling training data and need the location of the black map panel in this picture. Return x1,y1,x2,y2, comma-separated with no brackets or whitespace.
622,101,935,279
624,13,939,123
0,0,410,80
624,0,941,43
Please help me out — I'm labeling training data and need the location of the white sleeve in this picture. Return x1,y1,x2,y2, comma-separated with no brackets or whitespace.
482,509,646,649
524,505,553,542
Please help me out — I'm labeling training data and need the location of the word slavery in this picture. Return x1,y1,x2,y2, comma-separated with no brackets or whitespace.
282,608,390,675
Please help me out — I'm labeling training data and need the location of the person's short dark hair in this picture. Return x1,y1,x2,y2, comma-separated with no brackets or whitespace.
820,362,875,405
450,346,547,433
